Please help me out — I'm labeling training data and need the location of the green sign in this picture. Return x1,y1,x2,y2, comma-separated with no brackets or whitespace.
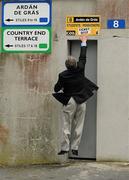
2,27,51,53
0,28,2,53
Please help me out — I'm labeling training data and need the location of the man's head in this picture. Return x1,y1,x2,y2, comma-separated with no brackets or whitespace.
65,56,77,70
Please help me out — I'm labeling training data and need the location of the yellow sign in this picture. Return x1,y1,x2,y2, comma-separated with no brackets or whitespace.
66,15,101,36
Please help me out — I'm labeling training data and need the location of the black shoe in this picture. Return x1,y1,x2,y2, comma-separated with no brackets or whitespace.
58,150,69,155
72,150,78,156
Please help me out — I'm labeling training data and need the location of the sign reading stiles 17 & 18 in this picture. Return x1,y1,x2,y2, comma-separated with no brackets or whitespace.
2,27,51,53
2,0,52,26
66,15,101,36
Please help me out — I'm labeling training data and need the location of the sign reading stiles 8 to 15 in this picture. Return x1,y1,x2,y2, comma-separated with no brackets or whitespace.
66,15,101,36
2,0,51,26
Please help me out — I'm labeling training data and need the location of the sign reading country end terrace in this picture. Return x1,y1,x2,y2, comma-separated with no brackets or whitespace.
66,15,101,36
2,0,51,26
2,28,51,53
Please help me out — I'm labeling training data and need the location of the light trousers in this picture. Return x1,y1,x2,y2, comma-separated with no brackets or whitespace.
61,97,86,151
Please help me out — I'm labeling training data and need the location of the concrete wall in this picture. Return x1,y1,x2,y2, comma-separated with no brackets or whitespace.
0,0,129,165
97,29,129,161
0,1,64,165
96,0,129,161
96,0,129,28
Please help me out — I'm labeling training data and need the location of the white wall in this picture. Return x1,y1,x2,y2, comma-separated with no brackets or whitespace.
97,29,129,161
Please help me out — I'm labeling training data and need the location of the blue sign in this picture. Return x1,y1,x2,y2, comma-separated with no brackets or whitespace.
107,19,125,29
2,0,52,26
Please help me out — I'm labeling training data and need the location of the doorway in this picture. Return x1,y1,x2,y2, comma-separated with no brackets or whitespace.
68,40,97,159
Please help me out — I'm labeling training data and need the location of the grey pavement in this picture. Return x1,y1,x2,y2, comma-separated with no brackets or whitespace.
0,160,129,180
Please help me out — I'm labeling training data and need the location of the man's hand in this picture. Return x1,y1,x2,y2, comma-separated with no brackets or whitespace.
79,34,88,43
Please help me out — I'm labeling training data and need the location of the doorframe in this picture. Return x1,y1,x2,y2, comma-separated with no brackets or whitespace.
66,37,98,160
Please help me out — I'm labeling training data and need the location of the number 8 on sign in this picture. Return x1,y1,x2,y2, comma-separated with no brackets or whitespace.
113,20,119,28
107,19,125,29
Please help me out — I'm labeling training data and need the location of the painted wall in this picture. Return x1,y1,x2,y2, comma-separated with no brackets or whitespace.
0,0,129,165
96,0,129,161
97,29,129,161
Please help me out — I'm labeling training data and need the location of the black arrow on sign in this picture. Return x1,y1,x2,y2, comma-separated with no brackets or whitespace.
5,44,13,48
5,19,14,22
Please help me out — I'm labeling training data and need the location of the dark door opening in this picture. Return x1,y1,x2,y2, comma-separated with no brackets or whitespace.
68,40,97,159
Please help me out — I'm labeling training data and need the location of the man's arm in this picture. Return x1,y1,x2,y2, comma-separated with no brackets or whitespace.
54,74,63,92
77,35,88,71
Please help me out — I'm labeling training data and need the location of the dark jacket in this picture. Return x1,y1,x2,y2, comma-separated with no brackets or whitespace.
53,46,98,105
